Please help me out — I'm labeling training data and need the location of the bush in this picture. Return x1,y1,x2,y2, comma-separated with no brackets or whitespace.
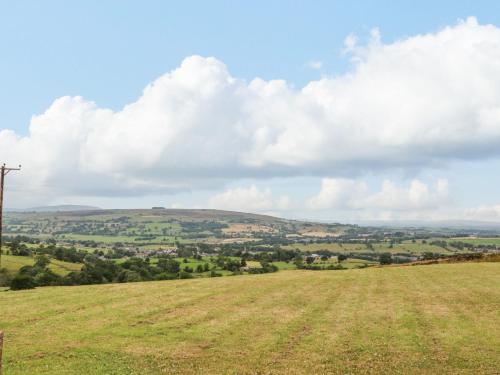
178,271,194,279
117,270,142,283
155,273,178,280
10,274,36,290
337,254,348,262
34,269,61,286
157,258,180,273
379,252,393,265
247,262,279,274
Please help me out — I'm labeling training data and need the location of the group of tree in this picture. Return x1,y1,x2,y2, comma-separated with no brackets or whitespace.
6,240,33,256
246,261,278,274
5,250,279,290
213,255,246,272
9,255,60,290
5,240,89,263
6,255,221,290
379,252,393,265
37,244,87,263
292,254,348,270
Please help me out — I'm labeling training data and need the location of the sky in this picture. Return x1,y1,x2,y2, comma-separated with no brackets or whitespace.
2,0,500,223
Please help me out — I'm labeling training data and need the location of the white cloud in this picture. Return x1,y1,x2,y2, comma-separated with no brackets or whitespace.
307,178,368,210
464,204,500,220
2,17,500,204
343,34,358,53
208,185,290,213
308,178,449,211
307,60,323,70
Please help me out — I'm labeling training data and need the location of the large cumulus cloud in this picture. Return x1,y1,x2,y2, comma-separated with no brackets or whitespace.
2,17,500,201
307,178,449,211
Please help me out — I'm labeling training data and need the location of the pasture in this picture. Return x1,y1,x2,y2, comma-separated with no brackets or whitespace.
282,241,452,255
0,262,498,374
0,255,82,276
450,237,500,245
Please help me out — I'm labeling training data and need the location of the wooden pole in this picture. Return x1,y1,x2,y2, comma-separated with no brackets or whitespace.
0,164,21,269
0,165,4,269
0,164,19,375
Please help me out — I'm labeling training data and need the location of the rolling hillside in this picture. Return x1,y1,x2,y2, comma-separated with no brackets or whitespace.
3,208,355,247
0,255,81,276
1,262,498,374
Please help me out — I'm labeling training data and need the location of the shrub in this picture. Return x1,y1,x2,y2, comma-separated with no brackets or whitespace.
10,274,36,290
337,254,348,262
34,269,61,286
178,271,194,279
157,258,180,273
117,270,142,283
379,252,393,265
155,273,178,280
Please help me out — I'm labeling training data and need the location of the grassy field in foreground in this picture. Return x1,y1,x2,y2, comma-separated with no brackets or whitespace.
0,263,499,374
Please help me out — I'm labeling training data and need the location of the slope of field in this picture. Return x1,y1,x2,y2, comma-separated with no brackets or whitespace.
0,255,82,275
1,263,499,374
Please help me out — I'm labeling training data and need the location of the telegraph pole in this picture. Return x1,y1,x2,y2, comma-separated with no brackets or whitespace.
0,164,21,268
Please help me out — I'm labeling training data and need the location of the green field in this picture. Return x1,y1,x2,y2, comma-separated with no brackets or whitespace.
0,255,82,275
270,258,377,270
283,241,453,254
0,262,498,374
58,233,186,244
450,237,500,245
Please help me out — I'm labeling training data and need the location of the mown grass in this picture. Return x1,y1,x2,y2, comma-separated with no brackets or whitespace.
0,263,498,374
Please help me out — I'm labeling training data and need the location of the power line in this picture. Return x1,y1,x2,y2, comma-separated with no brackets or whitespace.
0,164,21,269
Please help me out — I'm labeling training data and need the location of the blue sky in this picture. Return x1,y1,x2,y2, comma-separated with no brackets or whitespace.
3,0,500,132
2,1,500,222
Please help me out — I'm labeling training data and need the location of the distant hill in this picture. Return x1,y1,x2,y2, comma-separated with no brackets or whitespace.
3,208,353,243
6,205,101,213
17,208,294,222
